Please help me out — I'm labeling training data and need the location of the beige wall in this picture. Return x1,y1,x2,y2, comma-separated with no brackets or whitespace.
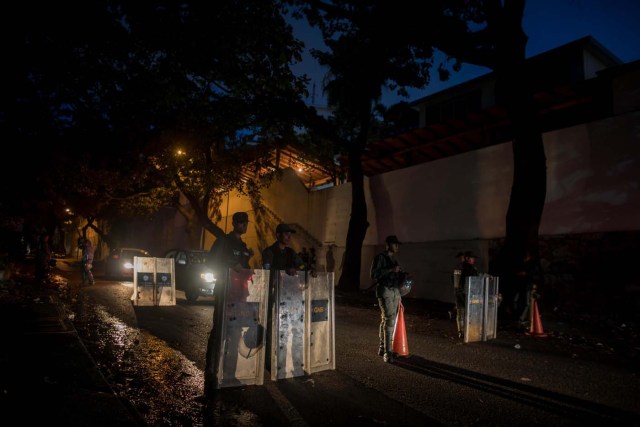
368,112,639,302
196,110,638,304
543,112,640,234
204,168,379,284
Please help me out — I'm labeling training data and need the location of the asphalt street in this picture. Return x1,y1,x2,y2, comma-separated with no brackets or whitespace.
1,257,638,426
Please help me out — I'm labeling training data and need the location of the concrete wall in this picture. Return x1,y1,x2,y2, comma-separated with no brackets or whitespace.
204,168,380,286
201,109,639,304
367,112,639,302
542,113,640,234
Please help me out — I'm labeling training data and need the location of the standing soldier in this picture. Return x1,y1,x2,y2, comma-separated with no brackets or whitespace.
452,252,465,335
204,211,253,395
261,223,306,372
457,251,479,339
370,235,403,363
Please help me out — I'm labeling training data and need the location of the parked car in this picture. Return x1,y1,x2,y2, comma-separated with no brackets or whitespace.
163,249,216,303
105,247,151,279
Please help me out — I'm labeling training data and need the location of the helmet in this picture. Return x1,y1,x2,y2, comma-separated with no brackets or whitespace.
238,324,264,359
398,272,413,296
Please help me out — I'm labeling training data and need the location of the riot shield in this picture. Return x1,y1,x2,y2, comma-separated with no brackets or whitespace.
484,275,500,340
464,276,485,343
306,272,336,374
131,257,176,306
155,257,175,306
215,268,269,388
464,274,499,343
270,271,307,381
132,256,157,306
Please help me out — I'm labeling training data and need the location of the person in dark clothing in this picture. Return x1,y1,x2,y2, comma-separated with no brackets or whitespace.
80,238,95,285
209,212,253,273
456,251,479,339
262,223,305,277
308,247,317,271
298,247,310,269
325,245,336,272
204,211,253,395
34,233,52,283
370,235,403,363
513,253,544,331
452,251,466,336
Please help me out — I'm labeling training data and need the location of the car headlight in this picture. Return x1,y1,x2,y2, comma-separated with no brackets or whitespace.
201,272,216,283
123,262,134,269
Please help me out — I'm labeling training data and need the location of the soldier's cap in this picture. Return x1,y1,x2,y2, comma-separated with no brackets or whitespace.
276,223,296,234
385,235,402,245
464,251,478,258
232,212,249,223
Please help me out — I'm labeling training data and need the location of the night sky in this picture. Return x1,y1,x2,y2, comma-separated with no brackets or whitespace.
290,0,640,106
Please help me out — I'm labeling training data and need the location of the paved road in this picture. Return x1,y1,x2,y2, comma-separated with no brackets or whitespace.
67,270,639,426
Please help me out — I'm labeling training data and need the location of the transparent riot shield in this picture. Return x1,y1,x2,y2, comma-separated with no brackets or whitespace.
464,275,499,343
271,271,307,381
306,272,336,374
464,276,485,342
132,256,156,306
484,275,500,340
215,268,269,388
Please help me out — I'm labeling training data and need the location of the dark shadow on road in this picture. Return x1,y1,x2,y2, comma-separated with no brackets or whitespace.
394,355,638,425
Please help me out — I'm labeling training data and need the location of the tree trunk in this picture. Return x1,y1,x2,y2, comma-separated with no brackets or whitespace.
495,0,547,266
337,131,370,291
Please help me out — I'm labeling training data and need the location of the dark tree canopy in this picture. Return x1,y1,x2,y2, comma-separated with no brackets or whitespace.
288,0,544,290
286,0,466,290
2,0,311,243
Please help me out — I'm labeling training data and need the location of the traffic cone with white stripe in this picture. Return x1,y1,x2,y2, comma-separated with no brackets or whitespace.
392,302,410,356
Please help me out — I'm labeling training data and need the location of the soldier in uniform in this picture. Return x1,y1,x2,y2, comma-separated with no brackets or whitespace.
261,223,306,372
370,235,403,363
204,211,253,394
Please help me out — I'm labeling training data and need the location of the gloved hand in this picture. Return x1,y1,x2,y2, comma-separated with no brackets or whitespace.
286,268,298,276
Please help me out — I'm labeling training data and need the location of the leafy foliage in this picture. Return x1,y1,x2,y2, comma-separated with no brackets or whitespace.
285,0,464,289
3,0,311,242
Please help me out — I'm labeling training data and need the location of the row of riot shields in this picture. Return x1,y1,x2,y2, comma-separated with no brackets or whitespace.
131,257,176,306
212,268,336,389
455,273,500,343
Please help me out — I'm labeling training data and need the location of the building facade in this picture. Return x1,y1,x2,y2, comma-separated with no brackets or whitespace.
178,37,639,311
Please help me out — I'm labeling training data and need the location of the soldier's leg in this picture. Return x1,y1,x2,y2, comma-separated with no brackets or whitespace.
380,288,400,362
377,298,385,356
456,291,466,338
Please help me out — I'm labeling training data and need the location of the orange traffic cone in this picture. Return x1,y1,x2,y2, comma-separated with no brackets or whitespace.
525,299,548,338
392,302,410,356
